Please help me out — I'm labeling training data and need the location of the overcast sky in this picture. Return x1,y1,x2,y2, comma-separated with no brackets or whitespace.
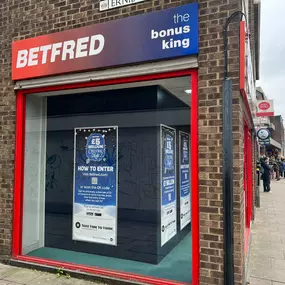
257,0,285,118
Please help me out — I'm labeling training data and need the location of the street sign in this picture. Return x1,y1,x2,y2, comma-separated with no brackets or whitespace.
99,0,144,11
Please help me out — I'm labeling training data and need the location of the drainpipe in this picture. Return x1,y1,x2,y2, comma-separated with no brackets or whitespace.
223,11,246,285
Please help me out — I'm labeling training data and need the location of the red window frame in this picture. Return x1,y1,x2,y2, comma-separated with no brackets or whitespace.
240,19,254,256
12,69,199,285
244,123,253,255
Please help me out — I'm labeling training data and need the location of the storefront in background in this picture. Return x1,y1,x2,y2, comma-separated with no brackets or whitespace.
0,0,260,284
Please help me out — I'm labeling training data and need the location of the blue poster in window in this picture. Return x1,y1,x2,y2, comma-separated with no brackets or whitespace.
72,126,118,246
160,125,177,246
179,131,191,230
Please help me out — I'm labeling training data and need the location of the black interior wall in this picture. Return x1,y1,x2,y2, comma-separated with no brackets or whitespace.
44,85,191,264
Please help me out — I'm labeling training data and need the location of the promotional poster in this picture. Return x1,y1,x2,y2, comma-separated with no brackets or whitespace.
73,126,118,246
160,125,177,246
179,131,191,230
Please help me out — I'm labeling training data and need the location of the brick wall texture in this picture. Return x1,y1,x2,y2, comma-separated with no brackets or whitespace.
0,0,257,284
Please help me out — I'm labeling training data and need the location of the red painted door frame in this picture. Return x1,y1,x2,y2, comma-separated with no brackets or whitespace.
12,69,200,285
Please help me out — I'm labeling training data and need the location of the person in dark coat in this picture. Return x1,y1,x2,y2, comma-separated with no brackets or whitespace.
261,157,271,192
276,158,281,181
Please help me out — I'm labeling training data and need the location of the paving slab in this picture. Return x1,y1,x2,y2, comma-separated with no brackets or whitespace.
58,279,106,285
0,265,105,285
249,277,271,285
0,267,22,279
251,268,285,283
0,281,13,285
248,180,285,284
271,258,285,270
3,269,41,284
27,272,64,285
249,255,271,267
252,241,278,251
0,264,11,270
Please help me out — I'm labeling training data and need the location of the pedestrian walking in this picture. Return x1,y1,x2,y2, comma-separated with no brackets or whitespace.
270,158,275,180
261,157,271,193
280,157,284,178
276,158,281,181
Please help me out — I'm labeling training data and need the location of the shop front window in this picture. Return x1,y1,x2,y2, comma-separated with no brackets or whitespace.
22,76,192,284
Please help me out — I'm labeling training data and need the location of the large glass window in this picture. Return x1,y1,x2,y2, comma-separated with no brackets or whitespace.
22,76,192,284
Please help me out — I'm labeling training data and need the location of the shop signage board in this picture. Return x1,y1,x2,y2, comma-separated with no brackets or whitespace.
12,3,199,80
246,38,256,102
253,117,270,125
256,100,274,117
73,126,118,246
257,128,270,140
257,128,271,145
160,124,177,246
99,0,144,11
239,21,256,116
259,139,270,145
253,118,259,125
179,131,191,230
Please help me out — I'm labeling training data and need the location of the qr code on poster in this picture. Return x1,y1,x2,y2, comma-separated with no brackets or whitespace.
91,177,98,185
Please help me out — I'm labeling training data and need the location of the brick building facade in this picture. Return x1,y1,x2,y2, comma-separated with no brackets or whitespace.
0,1,259,285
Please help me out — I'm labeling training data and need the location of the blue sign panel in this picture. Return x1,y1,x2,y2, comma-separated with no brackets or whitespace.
73,126,118,246
179,132,191,230
160,125,177,246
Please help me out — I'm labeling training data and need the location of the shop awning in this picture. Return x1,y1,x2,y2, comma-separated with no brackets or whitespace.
14,56,198,90
269,138,282,149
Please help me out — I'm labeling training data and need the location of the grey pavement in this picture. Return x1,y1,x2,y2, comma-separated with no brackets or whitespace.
0,263,105,285
248,179,285,285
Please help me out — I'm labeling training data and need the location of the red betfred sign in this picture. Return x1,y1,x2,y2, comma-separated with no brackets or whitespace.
11,3,199,80
256,100,274,117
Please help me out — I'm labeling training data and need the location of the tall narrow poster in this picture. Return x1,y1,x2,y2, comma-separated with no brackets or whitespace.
160,124,177,246
73,126,118,246
179,131,191,230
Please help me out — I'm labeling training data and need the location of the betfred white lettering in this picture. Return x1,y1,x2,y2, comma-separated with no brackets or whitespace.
162,37,189,49
150,12,191,51
51,42,62,63
16,50,28,68
40,44,52,64
151,26,190,39
151,26,190,50
62,41,75,61
28,47,39,66
16,34,105,68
